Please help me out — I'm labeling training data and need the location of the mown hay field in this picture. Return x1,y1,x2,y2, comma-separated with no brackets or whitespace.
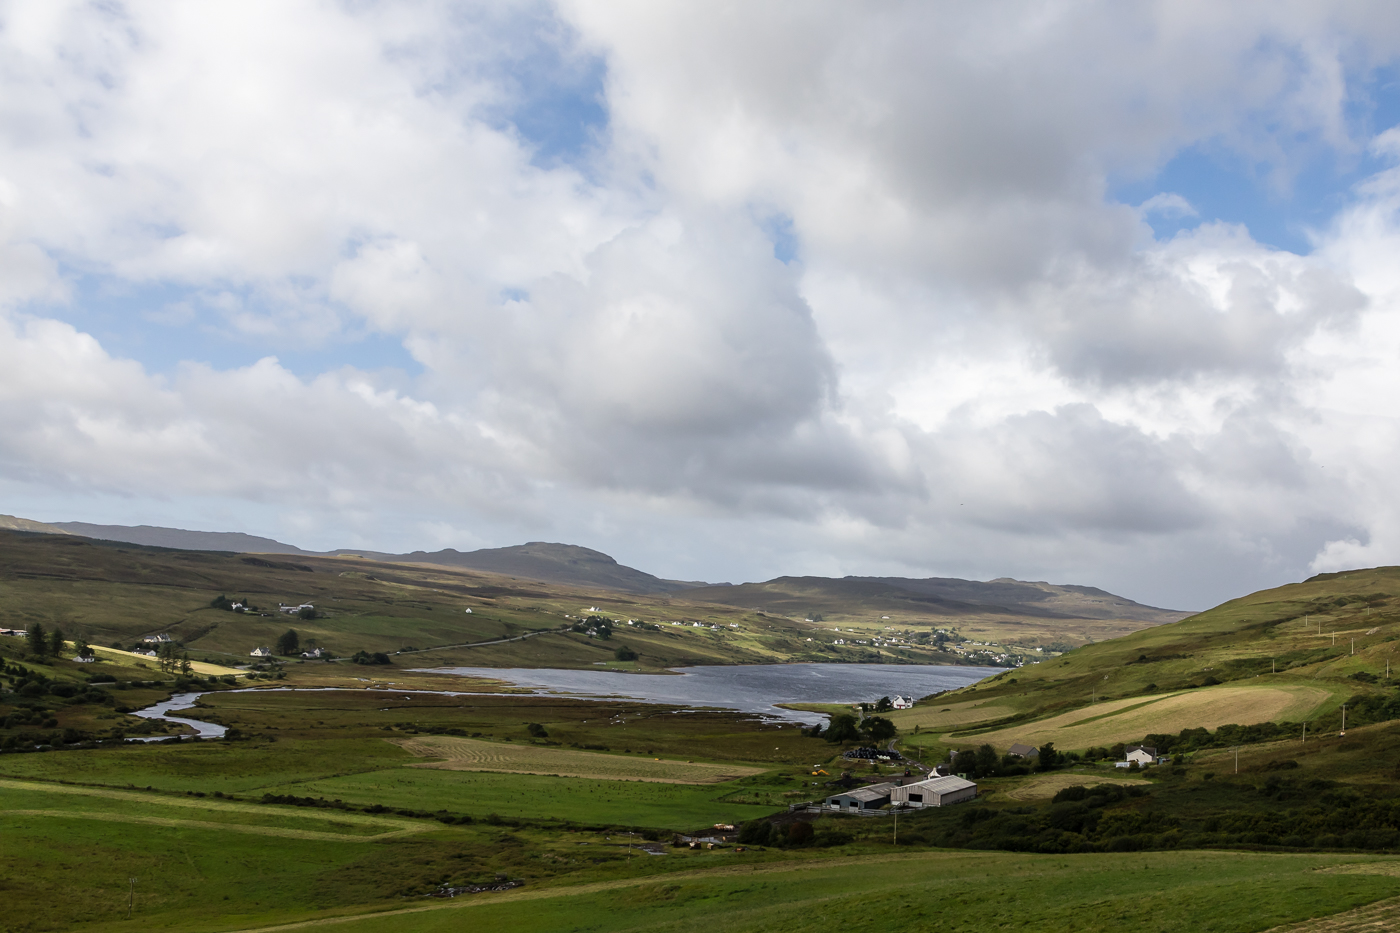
887,699,1018,730
969,684,1331,750
1001,772,1151,801
396,735,767,784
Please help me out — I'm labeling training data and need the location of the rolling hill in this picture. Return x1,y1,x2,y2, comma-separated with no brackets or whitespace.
330,541,707,594
908,565,1400,752
679,575,1190,646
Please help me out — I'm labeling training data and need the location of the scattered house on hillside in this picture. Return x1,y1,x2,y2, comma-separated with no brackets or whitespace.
891,695,914,710
143,634,173,644
72,655,95,663
250,646,274,658
825,782,898,812
464,608,472,614
1116,745,1157,768
1007,742,1039,758
300,647,327,659
278,603,314,614
889,775,978,808
138,649,159,658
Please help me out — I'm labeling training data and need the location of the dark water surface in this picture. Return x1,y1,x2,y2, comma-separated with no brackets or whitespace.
421,663,1000,724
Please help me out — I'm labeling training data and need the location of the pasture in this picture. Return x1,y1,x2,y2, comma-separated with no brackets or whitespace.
396,735,766,783
967,684,1333,751
999,771,1151,800
252,767,785,828
274,852,1400,933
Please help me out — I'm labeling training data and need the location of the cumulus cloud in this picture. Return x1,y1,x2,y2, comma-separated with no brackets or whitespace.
2,1,1400,607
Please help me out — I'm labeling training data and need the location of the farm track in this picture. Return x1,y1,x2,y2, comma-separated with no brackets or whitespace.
0,778,427,839
394,735,765,784
3,809,421,841
215,851,1003,933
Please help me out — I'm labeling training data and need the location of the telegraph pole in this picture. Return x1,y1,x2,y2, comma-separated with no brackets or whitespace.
1233,746,1240,773
128,878,137,919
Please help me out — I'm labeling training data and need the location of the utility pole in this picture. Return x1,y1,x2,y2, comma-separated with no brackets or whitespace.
1233,746,1240,773
1352,638,1355,656
128,878,137,919
1341,704,1347,736
894,807,898,845
1302,722,1306,743
1272,658,1276,674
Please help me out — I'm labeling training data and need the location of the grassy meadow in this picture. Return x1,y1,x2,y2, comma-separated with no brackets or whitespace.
12,534,1400,931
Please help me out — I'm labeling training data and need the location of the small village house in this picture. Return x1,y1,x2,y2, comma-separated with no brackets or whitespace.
891,695,915,710
143,633,173,644
1007,742,1038,758
250,646,274,658
1117,745,1157,768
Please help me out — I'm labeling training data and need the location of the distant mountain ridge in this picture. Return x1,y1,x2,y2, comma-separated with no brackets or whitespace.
327,542,706,595
0,516,701,595
678,575,1190,625
0,515,1188,623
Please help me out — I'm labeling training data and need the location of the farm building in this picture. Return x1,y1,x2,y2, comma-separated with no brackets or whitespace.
1007,742,1038,758
825,781,898,812
891,695,915,710
143,633,173,644
889,775,978,808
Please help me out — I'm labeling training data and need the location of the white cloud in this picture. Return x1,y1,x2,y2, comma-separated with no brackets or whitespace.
2,2,1400,608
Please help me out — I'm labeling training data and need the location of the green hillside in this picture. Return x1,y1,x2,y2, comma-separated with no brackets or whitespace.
904,566,1400,751
0,530,976,671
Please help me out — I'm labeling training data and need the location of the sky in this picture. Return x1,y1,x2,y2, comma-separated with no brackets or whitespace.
3,2,1400,610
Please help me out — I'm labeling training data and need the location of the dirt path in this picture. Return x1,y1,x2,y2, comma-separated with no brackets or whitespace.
215,851,1002,933
1261,895,1400,932
4,809,422,841
0,778,426,838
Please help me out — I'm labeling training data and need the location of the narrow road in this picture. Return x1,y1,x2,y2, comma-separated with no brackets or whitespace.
392,627,562,656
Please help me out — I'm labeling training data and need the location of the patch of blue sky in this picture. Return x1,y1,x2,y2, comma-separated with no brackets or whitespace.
471,8,608,173
760,212,799,264
29,274,423,381
1112,64,1400,255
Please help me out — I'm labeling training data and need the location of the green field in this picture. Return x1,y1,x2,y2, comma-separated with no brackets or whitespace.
2,790,1398,933
12,535,1400,932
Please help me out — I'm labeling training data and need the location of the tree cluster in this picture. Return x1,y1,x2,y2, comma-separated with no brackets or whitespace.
350,650,392,665
816,713,897,744
569,616,613,639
